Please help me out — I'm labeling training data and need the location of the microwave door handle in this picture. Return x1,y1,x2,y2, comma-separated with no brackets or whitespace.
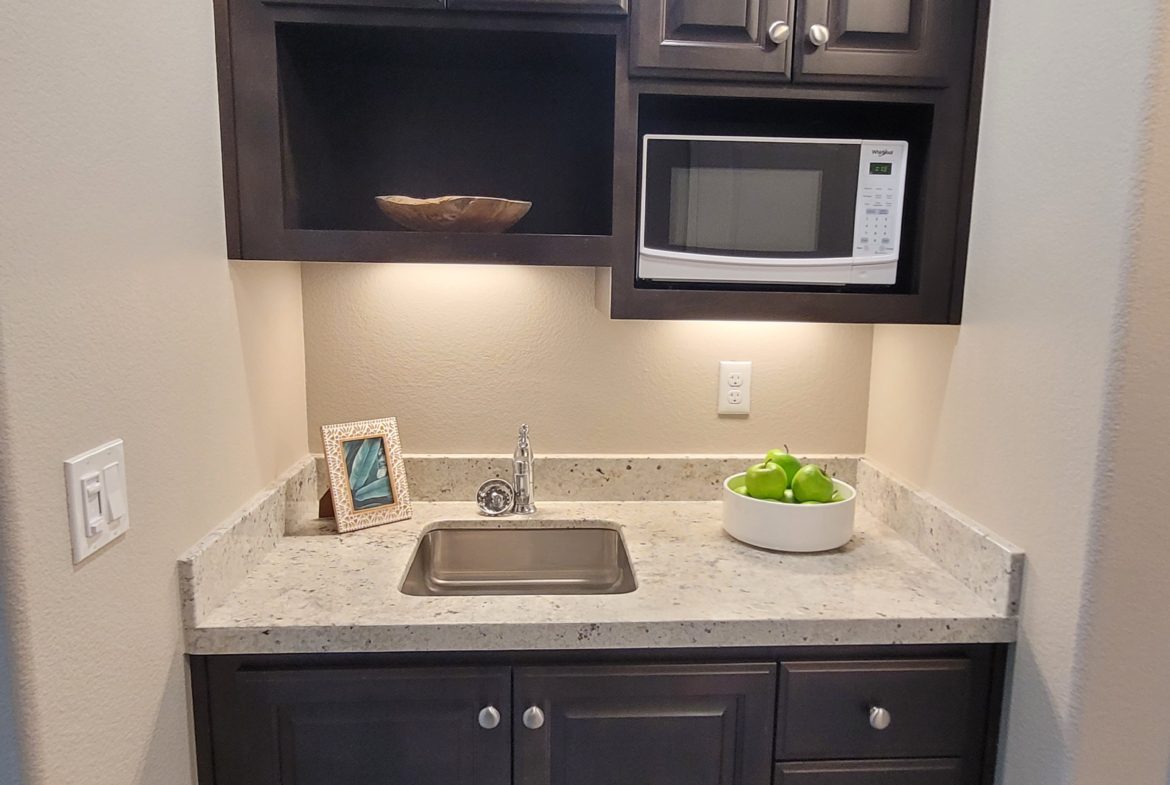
641,248,860,268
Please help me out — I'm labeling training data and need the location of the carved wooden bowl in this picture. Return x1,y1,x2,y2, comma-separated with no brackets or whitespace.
375,195,532,233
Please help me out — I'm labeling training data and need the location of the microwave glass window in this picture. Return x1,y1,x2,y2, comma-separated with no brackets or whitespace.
668,167,823,254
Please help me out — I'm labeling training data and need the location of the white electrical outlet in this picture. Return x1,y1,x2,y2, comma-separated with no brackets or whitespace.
64,440,130,564
719,361,752,415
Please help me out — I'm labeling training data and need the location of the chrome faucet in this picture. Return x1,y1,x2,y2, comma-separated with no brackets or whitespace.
513,424,536,514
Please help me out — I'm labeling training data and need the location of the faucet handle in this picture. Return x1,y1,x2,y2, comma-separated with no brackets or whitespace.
515,424,531,459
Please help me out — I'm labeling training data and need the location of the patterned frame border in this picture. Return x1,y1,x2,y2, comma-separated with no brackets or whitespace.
321,418,412,533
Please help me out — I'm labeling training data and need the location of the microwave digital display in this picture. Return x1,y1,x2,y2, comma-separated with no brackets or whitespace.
869,162,894,176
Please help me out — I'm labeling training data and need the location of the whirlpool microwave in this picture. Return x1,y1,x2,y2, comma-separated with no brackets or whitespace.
638,134,910,287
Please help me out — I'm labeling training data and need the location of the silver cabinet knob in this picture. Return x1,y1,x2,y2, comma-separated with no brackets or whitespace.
478,705,501,730
767,21,791,45
522,706,545,730
809,23,831,47
869,706,892,730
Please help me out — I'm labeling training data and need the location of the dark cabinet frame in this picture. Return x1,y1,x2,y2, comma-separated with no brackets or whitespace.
213,0,991,323
191,643,1008,785
213,1,635,266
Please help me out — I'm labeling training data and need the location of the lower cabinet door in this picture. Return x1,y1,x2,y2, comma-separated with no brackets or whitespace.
207,662,511,785
776,759,963,785
514,663,777,785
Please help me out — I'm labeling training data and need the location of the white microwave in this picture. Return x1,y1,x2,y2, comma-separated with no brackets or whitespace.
638,135,910,286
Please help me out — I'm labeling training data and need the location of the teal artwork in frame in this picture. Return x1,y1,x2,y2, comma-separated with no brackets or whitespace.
342,437,394,511
322,418,412,533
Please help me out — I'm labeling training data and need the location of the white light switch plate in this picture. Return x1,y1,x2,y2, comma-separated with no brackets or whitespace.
64,440,129,563
718,361,752,415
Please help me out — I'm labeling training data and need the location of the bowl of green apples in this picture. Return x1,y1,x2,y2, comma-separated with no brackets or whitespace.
723,448,856,553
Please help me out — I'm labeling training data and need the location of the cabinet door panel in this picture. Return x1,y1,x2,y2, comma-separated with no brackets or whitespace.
448,0,626,14
796,0,976,85
632,0,796,77
515,663,776,785
776,759,964,785
208,663,511,785
262,0,445,8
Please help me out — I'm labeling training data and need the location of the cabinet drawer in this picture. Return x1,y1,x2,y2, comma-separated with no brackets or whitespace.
776,759,963,785
776,659,972,760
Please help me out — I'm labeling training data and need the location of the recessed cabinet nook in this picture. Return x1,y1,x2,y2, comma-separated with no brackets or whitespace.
215,0,989,322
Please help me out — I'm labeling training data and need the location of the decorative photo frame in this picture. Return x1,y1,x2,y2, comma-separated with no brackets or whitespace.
321,418,412,533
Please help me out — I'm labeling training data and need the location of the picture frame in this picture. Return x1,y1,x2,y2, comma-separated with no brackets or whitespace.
321,417,412,533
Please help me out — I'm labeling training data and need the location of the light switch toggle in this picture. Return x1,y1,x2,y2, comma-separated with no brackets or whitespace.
81,472,105,536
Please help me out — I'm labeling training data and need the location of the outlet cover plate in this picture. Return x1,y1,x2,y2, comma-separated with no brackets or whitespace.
719,361,752,415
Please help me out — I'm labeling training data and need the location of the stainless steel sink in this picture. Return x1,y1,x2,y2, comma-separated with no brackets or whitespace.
400,523,637,596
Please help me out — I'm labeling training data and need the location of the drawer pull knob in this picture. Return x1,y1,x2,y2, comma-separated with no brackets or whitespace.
869,706,892,730
523,706,545,730
478,706,501,730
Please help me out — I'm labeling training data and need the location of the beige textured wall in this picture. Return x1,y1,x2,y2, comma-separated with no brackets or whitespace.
865,0,1164,782
0,1,309,784
302,263,873,454
1071,18,1170,784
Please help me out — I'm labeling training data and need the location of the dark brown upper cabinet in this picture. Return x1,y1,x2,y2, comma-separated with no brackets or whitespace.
796,0,977,86
449,0,627,13
632,0,978,87
631,0,797,77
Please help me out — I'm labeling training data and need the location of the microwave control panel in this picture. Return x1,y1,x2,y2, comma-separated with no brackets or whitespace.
852,141,910,282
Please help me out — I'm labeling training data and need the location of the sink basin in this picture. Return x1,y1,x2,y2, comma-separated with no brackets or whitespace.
400,523,637,596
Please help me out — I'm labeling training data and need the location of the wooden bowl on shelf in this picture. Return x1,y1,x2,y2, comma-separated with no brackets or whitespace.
375,195,532,233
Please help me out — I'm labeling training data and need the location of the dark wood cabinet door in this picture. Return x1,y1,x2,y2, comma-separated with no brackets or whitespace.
448,0,626,13
795,0,977,86
514,663,776,785
263,0,445,7
632,0,797,77
207,662,511,785
776,759,963,785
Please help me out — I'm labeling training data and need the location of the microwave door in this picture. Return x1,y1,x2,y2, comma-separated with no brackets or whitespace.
640,137,860,285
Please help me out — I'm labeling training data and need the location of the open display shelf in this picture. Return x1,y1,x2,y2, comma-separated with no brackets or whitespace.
220,8,630,265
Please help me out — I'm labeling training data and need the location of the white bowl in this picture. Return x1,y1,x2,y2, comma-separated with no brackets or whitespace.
722,473,856,553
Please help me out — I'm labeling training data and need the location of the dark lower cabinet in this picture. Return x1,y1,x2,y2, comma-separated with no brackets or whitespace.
204,663,511,785
192,647,1005,785
514,663,777,785
776,759,963,785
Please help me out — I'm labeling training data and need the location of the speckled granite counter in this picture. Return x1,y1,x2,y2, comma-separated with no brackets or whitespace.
183,490,1018,655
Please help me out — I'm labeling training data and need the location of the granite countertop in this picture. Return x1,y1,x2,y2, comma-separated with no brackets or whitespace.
185,498,1017,655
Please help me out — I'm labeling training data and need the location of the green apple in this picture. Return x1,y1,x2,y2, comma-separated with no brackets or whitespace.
800,501,823,505
792,464,835,503
764,447,802,487
745,462,787,500
782,489,796,504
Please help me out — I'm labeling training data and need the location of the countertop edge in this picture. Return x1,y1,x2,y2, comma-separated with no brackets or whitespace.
185,616,1019,656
